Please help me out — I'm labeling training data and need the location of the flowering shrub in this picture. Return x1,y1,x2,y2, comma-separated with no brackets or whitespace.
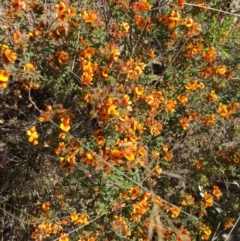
0,0,240,240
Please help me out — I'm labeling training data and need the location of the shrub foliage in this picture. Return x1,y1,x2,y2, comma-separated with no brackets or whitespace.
0,0,239,240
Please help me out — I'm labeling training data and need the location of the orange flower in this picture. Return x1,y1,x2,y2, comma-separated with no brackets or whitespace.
204,192,213,207
184,18,193,28
71,212,78,222
181,194,195,206
201,227,211,240
129,187,140,200
42,202,50,212
12,30,23,42
165,100,177,112
180,117,189,130
224,217,235,229
24,63,35,72
150,121,162,136
168,206,181,218
177,95,188,106
121,22,130,32
208,90,218,102
155,195,163,206
0,70,10,88
145,95,154,105
169,11,180,21
195,160,202,169
12,0,26,11
59,233,69,241
82,10,97,23
56,51,69,65
60,117,71,132
68,6,76,16
75,214,88,225
108,105,119,116
55,2,66,14
164,152,173,161
111,48,120,61
163,145,168,152
122,148,135,161
202,47,216,62
122,94,132,105
135,86,144,96
217,103,228,118
178,0,185,9
138,0,151,11
155,165,162,175
4,49,17,64
215,65,226,75
185,80,197,90
205,114,216,127
82,47,95,59
197,82,205,89
58,11,69,21
148,49,155,59
212,185,222,200
84,153,95,166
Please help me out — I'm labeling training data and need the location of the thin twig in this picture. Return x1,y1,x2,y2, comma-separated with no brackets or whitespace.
224,216,240,241
185,3,240,18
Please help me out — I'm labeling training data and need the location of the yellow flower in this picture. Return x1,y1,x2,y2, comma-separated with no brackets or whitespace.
135,86,144,96
155,165,162,175
111,48,120,61
27,126,39,145
75,214,88,225
60,117,71,132
0,70,10,88
24,63,35,72
59,233,69,241
121,22,129,32
163,145,168,152
1,44,9,50
108,105,119,116
71,212,78,222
